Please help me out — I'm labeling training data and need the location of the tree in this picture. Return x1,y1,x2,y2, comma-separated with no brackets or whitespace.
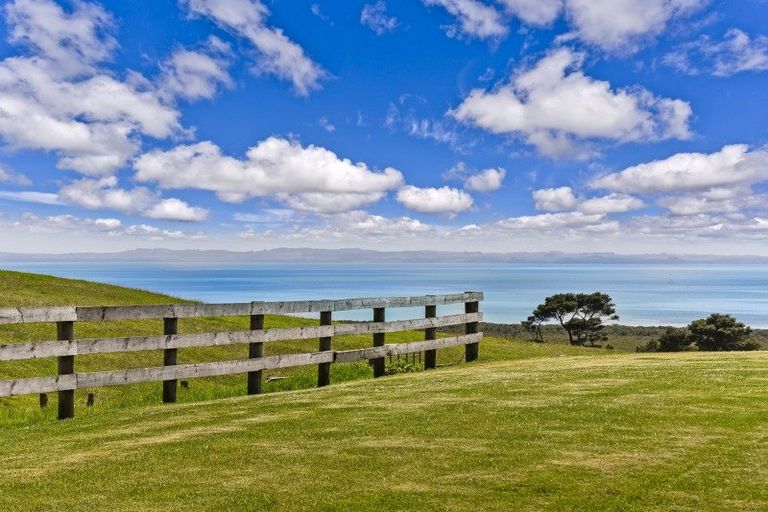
656,327,692,352
688,314,757,351
521,315,544,342
528,293,619,346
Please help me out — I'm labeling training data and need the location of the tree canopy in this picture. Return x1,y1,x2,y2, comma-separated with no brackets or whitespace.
688,314,756,351
526,292,619,346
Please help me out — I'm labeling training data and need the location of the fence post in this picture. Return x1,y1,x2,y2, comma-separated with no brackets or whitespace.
465,297,479,362
56,320,75,420
424,305,437,369
372,307,386,377
248,314,264,395
318,311,332,387
162,317,178,403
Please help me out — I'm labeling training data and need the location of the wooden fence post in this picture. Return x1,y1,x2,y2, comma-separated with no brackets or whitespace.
318,311,332,387
162,317,178,403
465,298,479,362
56,320,75,420
248,314,264,395
372,307,386,377
424,305,437,369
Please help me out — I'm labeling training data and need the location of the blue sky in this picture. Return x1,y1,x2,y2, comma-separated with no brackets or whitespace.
0,0,767,254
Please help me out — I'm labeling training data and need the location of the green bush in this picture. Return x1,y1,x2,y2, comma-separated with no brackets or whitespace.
688,314,757,351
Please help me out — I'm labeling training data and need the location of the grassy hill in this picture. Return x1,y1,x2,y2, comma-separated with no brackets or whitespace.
0,270,591,425
2,270,768,511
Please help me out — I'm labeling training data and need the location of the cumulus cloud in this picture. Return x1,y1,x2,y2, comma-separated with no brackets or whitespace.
58,177,157,213
396,185,474,215
423,0,508,40
562,0,707,53
361,1,399,35
451,49,692,157
533,186,578,211
463,168,506,192
134,137,404,212
58,177,209,221
0,0,184,175
159,37,233,101
4,0,117,77
533,186,644,214
664,28,768,76
592,145,768,194
144,198,209,222
497,211,618,233
442,162,505,192
184,0,326,95
577,193,644,214
498,0,561,26
276,192,385,214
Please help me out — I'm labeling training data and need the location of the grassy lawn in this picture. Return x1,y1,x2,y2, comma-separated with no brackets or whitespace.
3,270,767,511
2,351,768,511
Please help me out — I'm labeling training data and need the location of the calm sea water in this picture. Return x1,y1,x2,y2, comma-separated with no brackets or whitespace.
2,261,767,327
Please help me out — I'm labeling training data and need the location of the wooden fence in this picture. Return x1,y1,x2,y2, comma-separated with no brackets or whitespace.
0,292,483,419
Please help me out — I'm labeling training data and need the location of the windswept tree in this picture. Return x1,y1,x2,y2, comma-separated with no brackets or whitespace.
688,314,757,351
528,293,619,346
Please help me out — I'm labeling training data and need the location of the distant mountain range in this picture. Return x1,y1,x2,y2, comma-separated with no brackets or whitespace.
1,248,767,264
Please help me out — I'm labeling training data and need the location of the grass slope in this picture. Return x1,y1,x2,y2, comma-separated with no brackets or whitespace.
2,352,768,511
0,270,592,425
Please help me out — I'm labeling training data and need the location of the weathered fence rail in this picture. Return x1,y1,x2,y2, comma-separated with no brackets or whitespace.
0,292,483,419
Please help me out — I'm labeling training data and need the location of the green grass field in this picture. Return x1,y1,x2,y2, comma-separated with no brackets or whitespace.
2,270,768,511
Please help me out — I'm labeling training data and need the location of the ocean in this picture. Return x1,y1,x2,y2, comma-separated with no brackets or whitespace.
2,261,767,327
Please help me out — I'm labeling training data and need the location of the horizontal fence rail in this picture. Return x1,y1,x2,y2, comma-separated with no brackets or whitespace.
0,292,483,419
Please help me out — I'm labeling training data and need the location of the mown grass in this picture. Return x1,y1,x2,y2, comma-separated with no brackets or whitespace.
0,270,595,426
3,352,768,511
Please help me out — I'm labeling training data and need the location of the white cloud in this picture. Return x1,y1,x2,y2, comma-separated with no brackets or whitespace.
58,177,157,213
361,1,399,35
451,49,692,157
0,190,62,205
0,164,31,185
4,0,117,77
664,28,768,76
184,0,326,95
396,185,474,214
159,37,233,101
134,137,404,211
58,177,209,221
144,198,209,222
533,186,644,214
7,212,206,242
423,0,508,40
532,186,578,211
497,211,617,232
498,0,561,26
577,193,644,214
0,0,183,175
463,167,506,192
592,145,768,194
276,192,385,214
319,117,336,132
562,0,707,53
656,187,767,216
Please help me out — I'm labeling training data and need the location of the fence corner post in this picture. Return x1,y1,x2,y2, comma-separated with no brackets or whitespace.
162,317,178,403
464,295,479,362
248,314,264,395
56,320,75,420
318,311,332,387
372,307,386,377
424,305,437,369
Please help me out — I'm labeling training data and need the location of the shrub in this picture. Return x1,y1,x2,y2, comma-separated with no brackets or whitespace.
656,327,692,352
688,314,756,351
